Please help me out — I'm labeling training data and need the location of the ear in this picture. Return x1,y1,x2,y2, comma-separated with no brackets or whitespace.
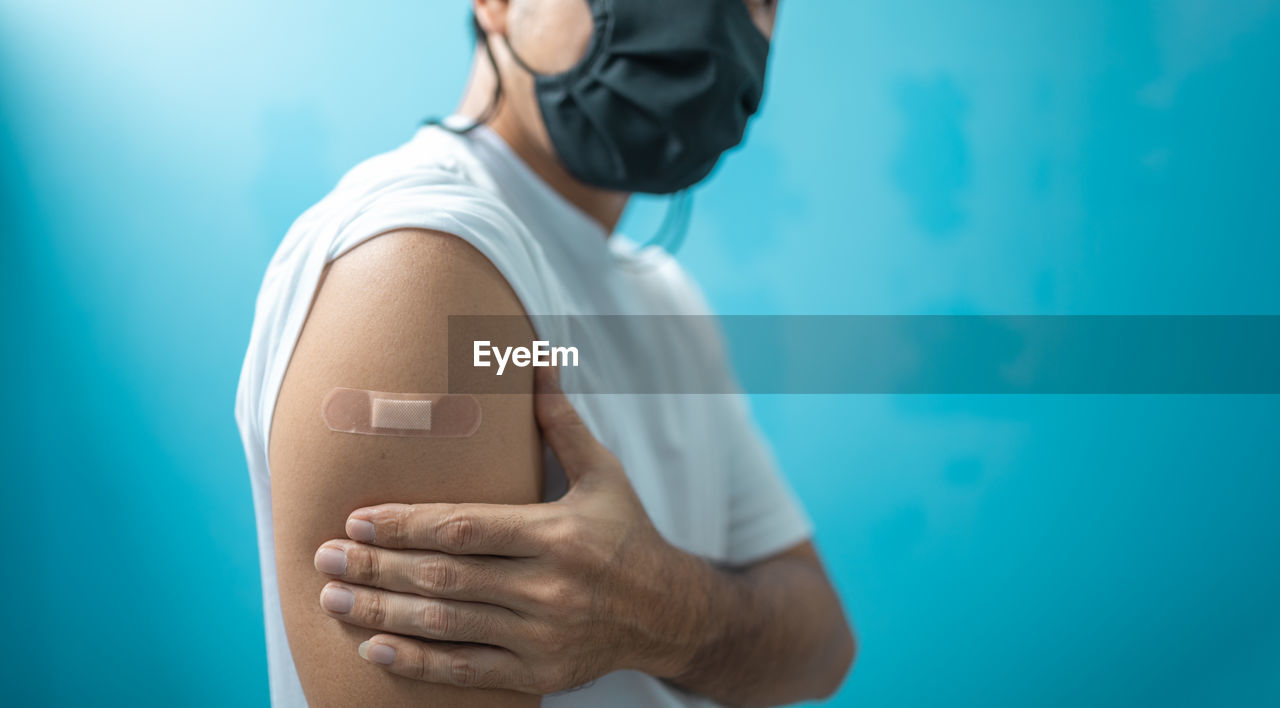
473,0,511,37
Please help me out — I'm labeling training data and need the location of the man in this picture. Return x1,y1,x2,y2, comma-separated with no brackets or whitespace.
235,0,856,705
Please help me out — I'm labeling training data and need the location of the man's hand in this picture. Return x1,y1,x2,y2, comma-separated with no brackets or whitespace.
312,367,709,694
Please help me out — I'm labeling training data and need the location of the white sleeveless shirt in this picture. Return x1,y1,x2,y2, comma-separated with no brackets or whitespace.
234,123,811,707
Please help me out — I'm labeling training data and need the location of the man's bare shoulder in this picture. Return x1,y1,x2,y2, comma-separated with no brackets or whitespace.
267,227,542,707
327,227,529,324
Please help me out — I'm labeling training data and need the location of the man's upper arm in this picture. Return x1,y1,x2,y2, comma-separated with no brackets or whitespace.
268,229,543,707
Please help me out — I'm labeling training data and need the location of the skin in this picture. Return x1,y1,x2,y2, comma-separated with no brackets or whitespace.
270,0,856,705
317,369,857,706
271,231,544,707
465,0,779,230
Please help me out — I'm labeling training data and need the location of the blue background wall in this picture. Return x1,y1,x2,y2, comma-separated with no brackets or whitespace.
3,1,1278,705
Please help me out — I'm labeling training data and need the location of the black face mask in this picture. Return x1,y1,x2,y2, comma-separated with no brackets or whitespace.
504,0,771,195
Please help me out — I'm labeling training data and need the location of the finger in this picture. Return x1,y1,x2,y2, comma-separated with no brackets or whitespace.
347,502,550,556
533,366,617,480
319,581,518,646
315,541,537,609
358,634,536,693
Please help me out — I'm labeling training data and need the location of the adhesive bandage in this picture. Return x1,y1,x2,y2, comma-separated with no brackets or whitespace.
322,388,481,438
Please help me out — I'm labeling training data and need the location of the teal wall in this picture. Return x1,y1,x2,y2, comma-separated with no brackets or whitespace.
3,1,1278,705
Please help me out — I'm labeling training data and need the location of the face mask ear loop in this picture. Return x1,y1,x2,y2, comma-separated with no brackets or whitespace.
661,189,694,255
636,189,694,255
423,16,506,134
502,34,542,77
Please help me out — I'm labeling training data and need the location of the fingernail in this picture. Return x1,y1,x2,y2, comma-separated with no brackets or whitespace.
314,547,347,575
364,642,396,666
347,518,375,542
321,585,355,614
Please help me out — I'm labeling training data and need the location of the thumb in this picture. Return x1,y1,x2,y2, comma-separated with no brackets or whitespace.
534,366,618,486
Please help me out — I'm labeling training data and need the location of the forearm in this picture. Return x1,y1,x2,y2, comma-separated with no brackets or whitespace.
650,545,856,708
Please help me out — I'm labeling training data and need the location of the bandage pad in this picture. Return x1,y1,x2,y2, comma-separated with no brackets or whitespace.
322,388,481,438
